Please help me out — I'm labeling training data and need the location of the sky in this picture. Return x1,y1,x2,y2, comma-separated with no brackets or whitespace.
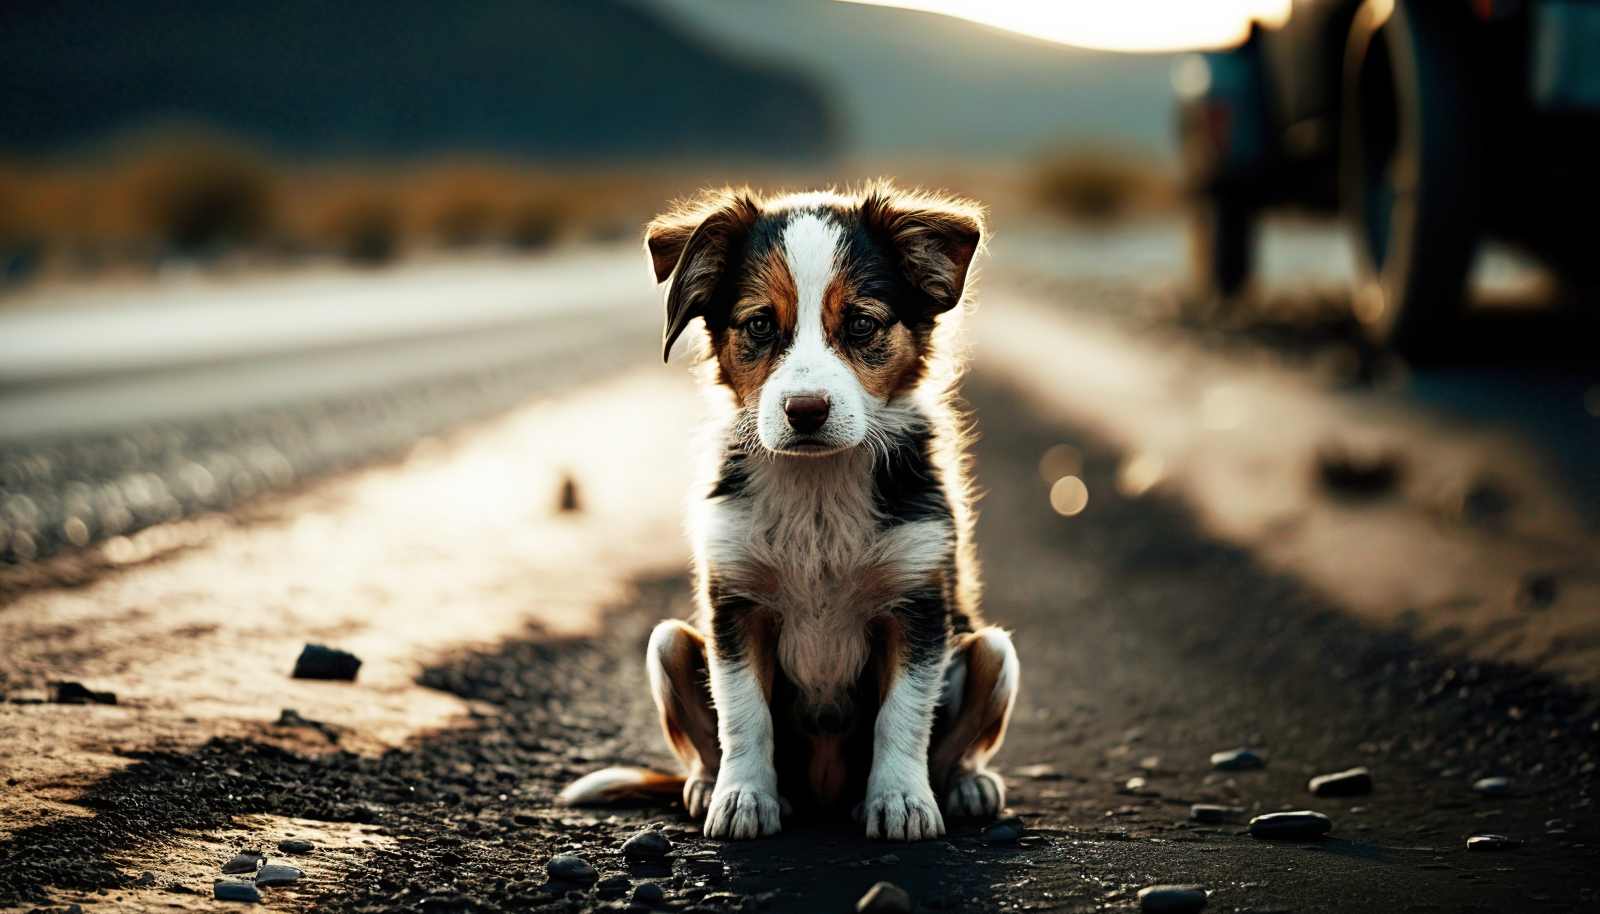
838,0,1292,53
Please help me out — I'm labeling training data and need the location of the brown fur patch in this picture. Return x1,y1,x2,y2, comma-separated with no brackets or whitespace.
710,248,798,403
748,246,799,333
741,609,783,704
867,613,906,704
806,730,850,808
928,628,1014,794
655,621,720,774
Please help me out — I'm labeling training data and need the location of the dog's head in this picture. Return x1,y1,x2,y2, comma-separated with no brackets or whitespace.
646,183,984,456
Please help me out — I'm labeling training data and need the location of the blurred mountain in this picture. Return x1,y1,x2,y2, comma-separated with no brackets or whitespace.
645,0,1179,161
0,0,838,161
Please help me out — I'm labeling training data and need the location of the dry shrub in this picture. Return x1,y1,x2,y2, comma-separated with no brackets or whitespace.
129,144,276,252
507,198,564,250
1033,149,1164,221
321,197,402,266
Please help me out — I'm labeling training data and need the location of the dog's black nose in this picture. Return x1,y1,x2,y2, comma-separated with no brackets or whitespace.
784,396,830,434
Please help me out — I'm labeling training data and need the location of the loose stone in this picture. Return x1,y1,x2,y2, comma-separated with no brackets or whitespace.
1309,767,1373,797
1473,776,1517,796
1138,884,1208,913
291,643,362,681
47,681,117,705
622,829,673,861
979,816,1025,844
1189,804,1238,824
1210,748,1264,770
1248,810,1332,839
857,880,912,914
633,882,667,905
546,854,599,885
879,853,900,865
596,875,632,897
277,839,315,854
133,873,156,886
255,865,302,887
1467,834,1524,852
214,882,262,903
221,853,263,875
686,858,726,882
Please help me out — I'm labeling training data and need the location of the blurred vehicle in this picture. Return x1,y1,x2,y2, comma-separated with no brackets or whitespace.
1177,0,1600,352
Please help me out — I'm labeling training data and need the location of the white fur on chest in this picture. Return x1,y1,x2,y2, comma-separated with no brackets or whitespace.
692,442,952,704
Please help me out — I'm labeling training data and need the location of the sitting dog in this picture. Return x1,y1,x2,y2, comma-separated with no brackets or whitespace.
562,183,1017,841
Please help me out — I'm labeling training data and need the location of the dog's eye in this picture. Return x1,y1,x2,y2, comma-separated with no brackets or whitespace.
846,316,879,341
745,317,774,340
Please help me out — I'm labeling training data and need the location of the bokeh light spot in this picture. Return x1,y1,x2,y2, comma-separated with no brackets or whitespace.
1050,475,1090,516
1117,450,1166,498
1039,443,1085,484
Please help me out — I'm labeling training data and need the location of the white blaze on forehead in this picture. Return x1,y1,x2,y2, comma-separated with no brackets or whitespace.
781,213,842,345
755,210,870,452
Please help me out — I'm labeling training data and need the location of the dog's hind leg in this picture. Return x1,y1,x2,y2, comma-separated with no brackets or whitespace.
648,620,721,818
929,627,1019,819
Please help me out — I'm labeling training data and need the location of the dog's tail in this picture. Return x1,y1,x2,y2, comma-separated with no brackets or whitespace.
559,767,686,806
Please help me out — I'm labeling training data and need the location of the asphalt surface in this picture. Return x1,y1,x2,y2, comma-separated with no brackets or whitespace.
0,252,657,565
2,225,1598,913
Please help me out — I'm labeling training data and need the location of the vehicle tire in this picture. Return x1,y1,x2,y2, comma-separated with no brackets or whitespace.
1191,191,1254,301
1341,0,1478,355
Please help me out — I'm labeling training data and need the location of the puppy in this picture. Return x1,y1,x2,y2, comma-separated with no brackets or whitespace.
566,183,1017,842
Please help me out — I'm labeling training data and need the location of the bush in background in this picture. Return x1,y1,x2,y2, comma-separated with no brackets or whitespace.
134,145,275,254
1032,149,1168,221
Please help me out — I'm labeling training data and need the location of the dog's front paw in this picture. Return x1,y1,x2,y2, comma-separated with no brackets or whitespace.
862,781,945,841
945,769,1005,819
703,779,782,840
683,775,716,819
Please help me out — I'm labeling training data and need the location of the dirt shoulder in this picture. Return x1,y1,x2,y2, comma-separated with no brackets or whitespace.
3,372,1596,914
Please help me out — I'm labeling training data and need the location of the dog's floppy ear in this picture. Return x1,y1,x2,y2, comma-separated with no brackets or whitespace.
860,184,985,318
646,188,760,362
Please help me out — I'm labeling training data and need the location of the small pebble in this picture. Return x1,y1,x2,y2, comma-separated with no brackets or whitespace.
878,853,900,865
1467,834,1523,852
291,644,362,681
1473,776,1517,796
1189,804,1237,824
214,882,262,903
221,853,263,875
133,873,155,886
1012,764,1059,779
255,865,302,887
1138,884,1208,913
47,681,117,705
686,858,726,882
856,880,911,914
1248,810,1332,840
979,816,1025,844
596,875,632,897
1210,748,1264,771
277,839,315,854
1309,766,1373,797
622,829,673,861
546,854,598,885
633,882,666,905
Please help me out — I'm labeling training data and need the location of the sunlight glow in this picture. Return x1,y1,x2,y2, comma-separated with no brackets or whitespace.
837,0,1292,53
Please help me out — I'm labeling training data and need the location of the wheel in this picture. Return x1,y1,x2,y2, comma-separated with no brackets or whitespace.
1341,0,1479,355
1191,191,1254,300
